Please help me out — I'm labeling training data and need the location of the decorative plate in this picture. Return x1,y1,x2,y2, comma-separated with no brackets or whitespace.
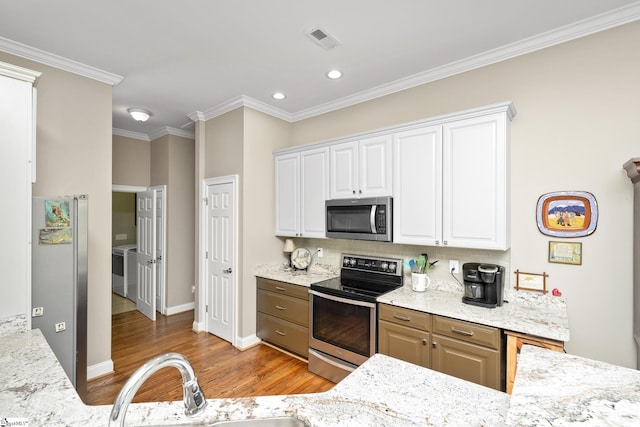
536,191,598,238
291,247,311,270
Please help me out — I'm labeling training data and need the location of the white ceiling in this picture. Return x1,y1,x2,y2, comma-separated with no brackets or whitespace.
1,1,639,139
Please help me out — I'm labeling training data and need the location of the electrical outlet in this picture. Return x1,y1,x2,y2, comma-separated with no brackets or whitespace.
449,260,460,274
115,233,127,241
55,322,66,333
317,248,323,258
32,307,44,317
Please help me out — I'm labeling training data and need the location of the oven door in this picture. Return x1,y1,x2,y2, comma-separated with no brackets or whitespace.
309,289,376,367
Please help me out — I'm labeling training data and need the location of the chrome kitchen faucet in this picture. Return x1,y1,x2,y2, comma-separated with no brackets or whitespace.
109,352,207,426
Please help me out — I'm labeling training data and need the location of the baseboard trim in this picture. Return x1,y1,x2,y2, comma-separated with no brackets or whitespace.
236,334,261,350
166,302,195,316
87,359,114,380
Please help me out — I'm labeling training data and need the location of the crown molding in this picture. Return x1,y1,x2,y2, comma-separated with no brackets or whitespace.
290,1,640,121
0,60,41,83
148,126,195,141
189,95,293,123
112,128,150,141
0,36,123,86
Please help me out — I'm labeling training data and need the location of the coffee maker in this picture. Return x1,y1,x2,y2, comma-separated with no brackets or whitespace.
462,263,505,308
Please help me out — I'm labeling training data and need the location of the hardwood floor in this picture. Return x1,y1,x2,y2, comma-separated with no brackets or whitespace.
85,310,334,406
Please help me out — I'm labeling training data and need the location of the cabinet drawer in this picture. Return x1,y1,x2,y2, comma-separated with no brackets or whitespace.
257,289,309,327
257,312,308,358
433,315,500,349
379,303,431,331
257,278,309,300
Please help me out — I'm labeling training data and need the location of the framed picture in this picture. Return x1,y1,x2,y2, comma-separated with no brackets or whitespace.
514,270,548,294
536,191,598,238
549,241,582,265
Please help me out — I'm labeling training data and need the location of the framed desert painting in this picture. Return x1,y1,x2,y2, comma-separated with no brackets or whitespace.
536,191,598,238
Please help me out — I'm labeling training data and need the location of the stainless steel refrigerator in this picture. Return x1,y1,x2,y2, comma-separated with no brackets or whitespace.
31,195,88,399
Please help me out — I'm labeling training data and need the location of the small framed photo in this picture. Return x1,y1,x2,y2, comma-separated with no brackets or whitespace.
549,241,582,265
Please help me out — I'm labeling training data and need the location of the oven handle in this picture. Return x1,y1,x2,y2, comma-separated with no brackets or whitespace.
309,290,376,308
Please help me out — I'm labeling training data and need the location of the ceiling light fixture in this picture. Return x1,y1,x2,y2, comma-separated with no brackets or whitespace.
327,70,343,79
272,92,286,100
128,108,151,123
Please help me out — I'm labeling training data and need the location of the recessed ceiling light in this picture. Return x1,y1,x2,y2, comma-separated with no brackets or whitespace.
273,92,286,100
327,70,343,79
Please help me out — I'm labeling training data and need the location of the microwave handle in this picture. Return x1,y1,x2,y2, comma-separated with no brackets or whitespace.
370,205,377,234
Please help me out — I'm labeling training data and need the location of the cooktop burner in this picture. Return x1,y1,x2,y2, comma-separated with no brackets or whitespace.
310,254,403,302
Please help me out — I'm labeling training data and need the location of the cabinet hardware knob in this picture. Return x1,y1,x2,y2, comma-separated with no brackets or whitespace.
352,190,356,194
275,305,287,310
422,339,428,345
359,189,362,194
393,314,412,321
443,240,448,245
432,342,437,348
451,327,474,337
435,240,440,245
275,330,286,336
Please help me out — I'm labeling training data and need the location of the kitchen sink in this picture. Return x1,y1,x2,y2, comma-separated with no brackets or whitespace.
209,417,309,426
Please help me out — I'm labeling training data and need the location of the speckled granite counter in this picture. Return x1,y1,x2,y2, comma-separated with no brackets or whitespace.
0,328,508,426
254,263,339,287
378,283,570,342
507,345,640,426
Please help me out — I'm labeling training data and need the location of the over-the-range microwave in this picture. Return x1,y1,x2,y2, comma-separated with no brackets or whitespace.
326,196,392,242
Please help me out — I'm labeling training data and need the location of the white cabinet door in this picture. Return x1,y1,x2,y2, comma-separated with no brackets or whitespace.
300,147,329,238
274,153,300,237
393,126,442,245
442,113,509,250
329,136,392,199
329,140,358,199
274,148,328,238
359,135,392,197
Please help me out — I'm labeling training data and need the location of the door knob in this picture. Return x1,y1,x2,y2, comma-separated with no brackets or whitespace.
223,268,232,274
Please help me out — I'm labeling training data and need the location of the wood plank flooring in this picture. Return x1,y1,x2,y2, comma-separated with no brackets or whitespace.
85,309,334,406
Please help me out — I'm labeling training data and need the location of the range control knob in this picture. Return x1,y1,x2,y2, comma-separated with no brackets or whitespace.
381,262,388,271
388,262,397,272
350,258,356,266
343,258,350,266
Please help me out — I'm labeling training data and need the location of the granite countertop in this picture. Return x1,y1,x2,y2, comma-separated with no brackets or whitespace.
3,318,639,426
378,282,570,342
0,327,508,426
254,263,339,287
506,345,640,425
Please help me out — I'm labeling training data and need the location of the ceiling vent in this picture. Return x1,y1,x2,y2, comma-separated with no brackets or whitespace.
306,27,341,50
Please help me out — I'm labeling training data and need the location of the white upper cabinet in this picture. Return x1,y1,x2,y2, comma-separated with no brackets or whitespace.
442,113,510,250
393,125,443,245
329,135,392,199
393,103,514,250
274,147,329,238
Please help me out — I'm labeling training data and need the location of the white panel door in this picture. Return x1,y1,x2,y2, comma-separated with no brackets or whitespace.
206,181,235,342
136,189,156,320
393,125,442,245
152,185,166,314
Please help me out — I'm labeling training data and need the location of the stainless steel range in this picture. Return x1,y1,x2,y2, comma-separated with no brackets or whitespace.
308,254,403,383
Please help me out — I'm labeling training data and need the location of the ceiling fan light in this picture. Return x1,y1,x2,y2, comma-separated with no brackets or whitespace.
128,108,151,123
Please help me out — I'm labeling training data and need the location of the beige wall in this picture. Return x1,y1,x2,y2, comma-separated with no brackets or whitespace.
112,192,136,246
240,108,291,337
150,134,196,309
0,52,113,370
287,22,640,367
112,135,150,186
204,109,244,178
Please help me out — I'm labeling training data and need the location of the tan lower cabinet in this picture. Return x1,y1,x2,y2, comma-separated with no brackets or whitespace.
378,304,431,368
256,278,309,359
431,315,502,391
378,305,504,391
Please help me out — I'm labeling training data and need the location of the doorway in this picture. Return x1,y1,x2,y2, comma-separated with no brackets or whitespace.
111,184,166,317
